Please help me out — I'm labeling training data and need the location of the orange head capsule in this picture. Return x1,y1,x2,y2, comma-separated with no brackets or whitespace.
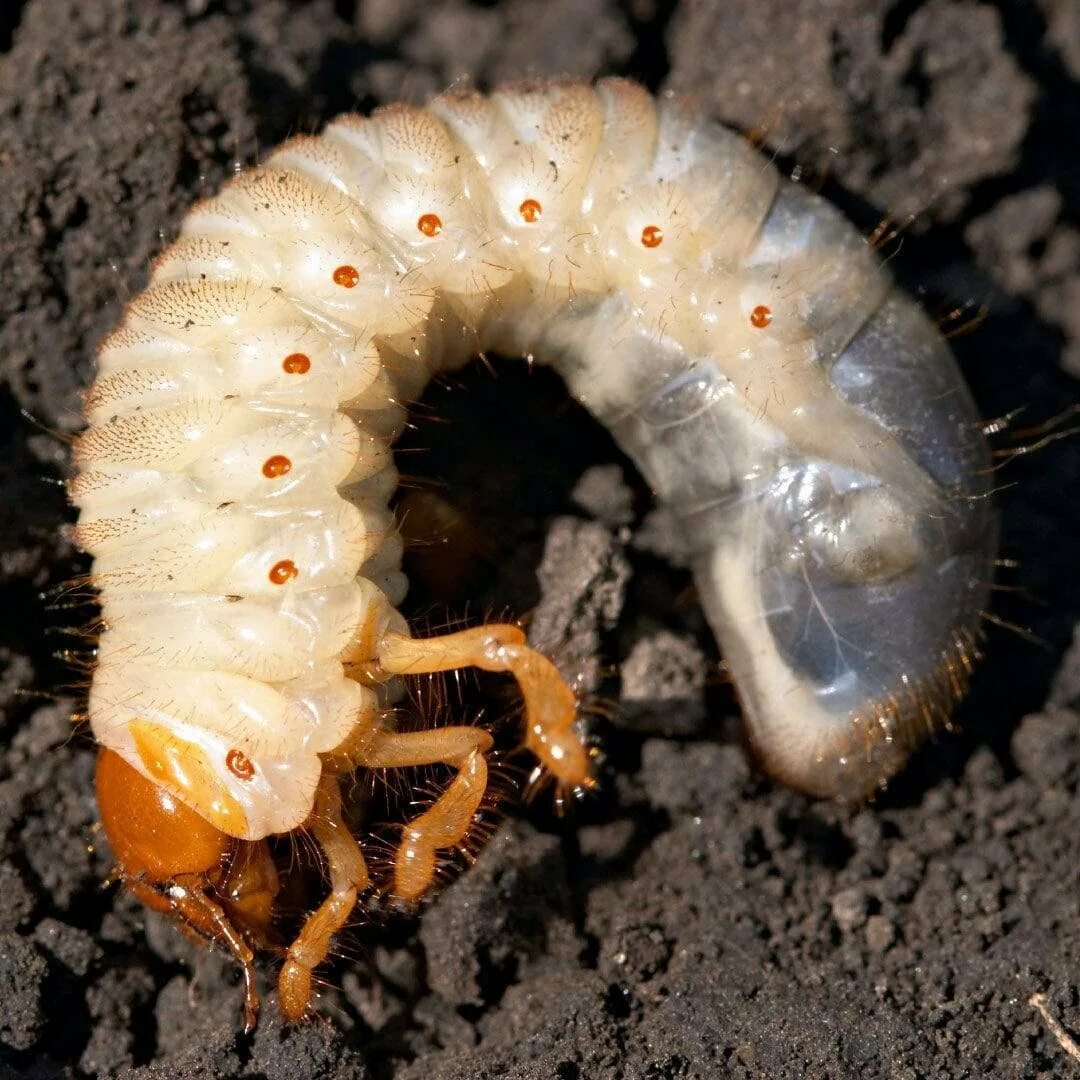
282,352,311,374
332,264,360,288
96,747,232,883
95,748,279,1031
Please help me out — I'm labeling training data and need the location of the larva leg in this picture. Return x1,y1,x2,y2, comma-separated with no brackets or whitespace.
354,725,493,903
376,628,590,794
278,774,370,1022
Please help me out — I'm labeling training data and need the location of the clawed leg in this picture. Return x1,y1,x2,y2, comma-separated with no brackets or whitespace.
356,725,494,902
278,773,370,1021
377,627,590,795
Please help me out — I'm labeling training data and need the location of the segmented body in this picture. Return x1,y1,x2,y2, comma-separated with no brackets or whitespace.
73,77,995,1019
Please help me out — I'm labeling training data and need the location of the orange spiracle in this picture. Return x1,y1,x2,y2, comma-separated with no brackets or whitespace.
417,213,443,237
640,224,663,248
332,265,360,288
282,352,311,374
750,304,772,328
262,455,292,479
518,198,542,223
268,559,298,585
226,748,256,781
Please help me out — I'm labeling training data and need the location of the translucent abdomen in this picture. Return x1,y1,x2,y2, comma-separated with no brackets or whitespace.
558,180,995,798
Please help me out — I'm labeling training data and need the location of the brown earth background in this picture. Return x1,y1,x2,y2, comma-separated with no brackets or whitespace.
2,1,1080,1077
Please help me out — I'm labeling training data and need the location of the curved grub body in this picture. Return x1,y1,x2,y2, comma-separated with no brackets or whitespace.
72,78,995,1020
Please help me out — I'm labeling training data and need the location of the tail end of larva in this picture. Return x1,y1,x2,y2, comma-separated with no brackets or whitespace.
742,628,983,802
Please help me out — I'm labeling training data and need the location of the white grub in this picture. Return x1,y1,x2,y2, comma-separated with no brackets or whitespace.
75,79,996,1024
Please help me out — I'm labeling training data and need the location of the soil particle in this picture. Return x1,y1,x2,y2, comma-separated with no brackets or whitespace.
0,932,48,1051
418,822,582,1010
530,517,631,696
571,465,636,529
2,1,1079,1077
667,0,1037,223
1039,0,1080,79
618,631,708,735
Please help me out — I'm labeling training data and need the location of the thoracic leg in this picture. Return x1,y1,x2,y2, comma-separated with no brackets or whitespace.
278,773,370,1020
376,627,590,794
354,725,494,902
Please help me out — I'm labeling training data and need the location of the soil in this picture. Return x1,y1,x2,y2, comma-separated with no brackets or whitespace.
1,1,1079,1077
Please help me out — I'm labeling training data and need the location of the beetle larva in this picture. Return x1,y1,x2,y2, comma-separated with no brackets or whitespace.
72,78,995,1026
